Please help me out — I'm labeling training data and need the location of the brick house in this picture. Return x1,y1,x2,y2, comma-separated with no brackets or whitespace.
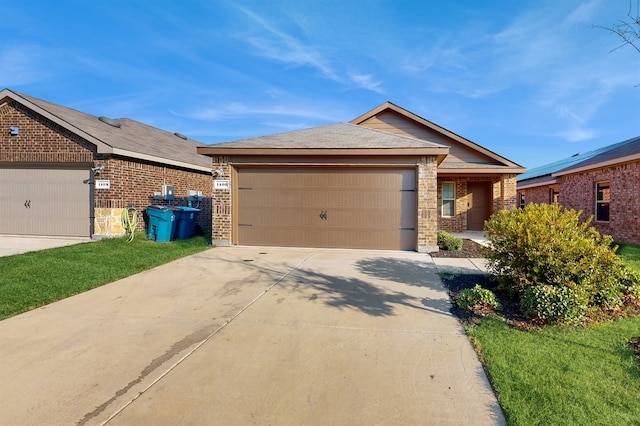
198,102,524,252
0,88,213,239
517,136,640,244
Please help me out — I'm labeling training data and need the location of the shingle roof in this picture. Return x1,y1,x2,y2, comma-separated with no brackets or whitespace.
208,122,449,149
1,89,211,171
517,136,640,182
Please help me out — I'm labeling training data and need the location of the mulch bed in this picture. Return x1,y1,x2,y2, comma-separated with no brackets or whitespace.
433,239,640,359
430,239,486,258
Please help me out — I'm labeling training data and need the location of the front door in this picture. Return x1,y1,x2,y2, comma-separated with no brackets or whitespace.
467,182,491,231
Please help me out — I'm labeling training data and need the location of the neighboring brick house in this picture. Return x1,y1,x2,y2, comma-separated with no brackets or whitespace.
198,102,524,252
517,136,640,244
0,88,212,239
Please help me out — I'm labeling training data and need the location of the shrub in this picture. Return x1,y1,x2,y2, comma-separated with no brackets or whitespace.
520,285,589,324
619,268,640,299
457,284,502,312
437,230,462,251
484,203,640,324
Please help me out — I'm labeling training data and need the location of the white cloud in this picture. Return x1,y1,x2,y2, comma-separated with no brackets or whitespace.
182,101,343,123
236,6,340,81
348,73,385,94
232,5,386,94
554,128,596,142
563,0,600,26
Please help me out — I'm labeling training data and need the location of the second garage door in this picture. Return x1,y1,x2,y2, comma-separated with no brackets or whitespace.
236,167,416,250
0,168,91,237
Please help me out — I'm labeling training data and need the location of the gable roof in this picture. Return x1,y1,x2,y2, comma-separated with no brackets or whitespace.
0,88,211,171
517,136,640,187
197,122,450,159
351,101,525,173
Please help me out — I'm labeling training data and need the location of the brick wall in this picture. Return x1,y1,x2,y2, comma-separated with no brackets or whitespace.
561,162,640,244
0,100,94,163
94,156,212,234
519,185,551,205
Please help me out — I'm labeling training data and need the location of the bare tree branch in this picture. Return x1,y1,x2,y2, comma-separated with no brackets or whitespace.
594,0,640,54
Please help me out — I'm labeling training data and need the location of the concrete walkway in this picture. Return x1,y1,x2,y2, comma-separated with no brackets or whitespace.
0,247,503,425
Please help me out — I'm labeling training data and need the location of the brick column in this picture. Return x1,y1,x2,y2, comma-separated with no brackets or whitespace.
211,156,232,246
502,174,517,210
417,157,439,253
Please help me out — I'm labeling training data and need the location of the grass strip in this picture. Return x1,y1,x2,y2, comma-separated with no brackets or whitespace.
466,316,640,425
0,235,210,320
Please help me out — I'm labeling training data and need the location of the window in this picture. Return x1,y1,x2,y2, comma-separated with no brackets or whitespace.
442,182,455,217
549,188,559,205
519,192,525,209
595,181,610,222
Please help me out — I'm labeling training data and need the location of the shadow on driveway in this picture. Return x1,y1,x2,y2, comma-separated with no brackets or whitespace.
239,253,452,318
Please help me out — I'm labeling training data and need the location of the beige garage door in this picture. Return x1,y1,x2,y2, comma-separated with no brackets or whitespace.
237,167,416,250
0,168,91,237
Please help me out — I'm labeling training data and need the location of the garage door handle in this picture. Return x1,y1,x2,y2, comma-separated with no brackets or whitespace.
319,211,327,220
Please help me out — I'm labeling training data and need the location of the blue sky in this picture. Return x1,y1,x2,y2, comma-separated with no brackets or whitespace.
1,0,638,168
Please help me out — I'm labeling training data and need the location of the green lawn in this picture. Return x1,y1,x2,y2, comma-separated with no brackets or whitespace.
467,316,640,425
464,245,640,425
0,235,210,320
617,243,640,273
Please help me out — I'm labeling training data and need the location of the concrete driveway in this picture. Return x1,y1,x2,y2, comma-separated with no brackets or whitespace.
0,247,504,425
0,235,91,257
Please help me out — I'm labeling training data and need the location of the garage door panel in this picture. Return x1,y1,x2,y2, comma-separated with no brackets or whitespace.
328,191,405,209
327,209,401,229
240,207,324,227
241,191,327,209
238,226,328,248
0,168,90,237
237,168,416,250
327,229,415,250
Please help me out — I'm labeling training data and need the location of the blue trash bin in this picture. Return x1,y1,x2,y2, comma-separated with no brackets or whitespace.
146,206,179,242
175,207,200,240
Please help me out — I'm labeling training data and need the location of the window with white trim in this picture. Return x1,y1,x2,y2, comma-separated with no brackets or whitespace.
519,192,525,209
549,188,559,205
441,182,455,217
595,181,610,222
